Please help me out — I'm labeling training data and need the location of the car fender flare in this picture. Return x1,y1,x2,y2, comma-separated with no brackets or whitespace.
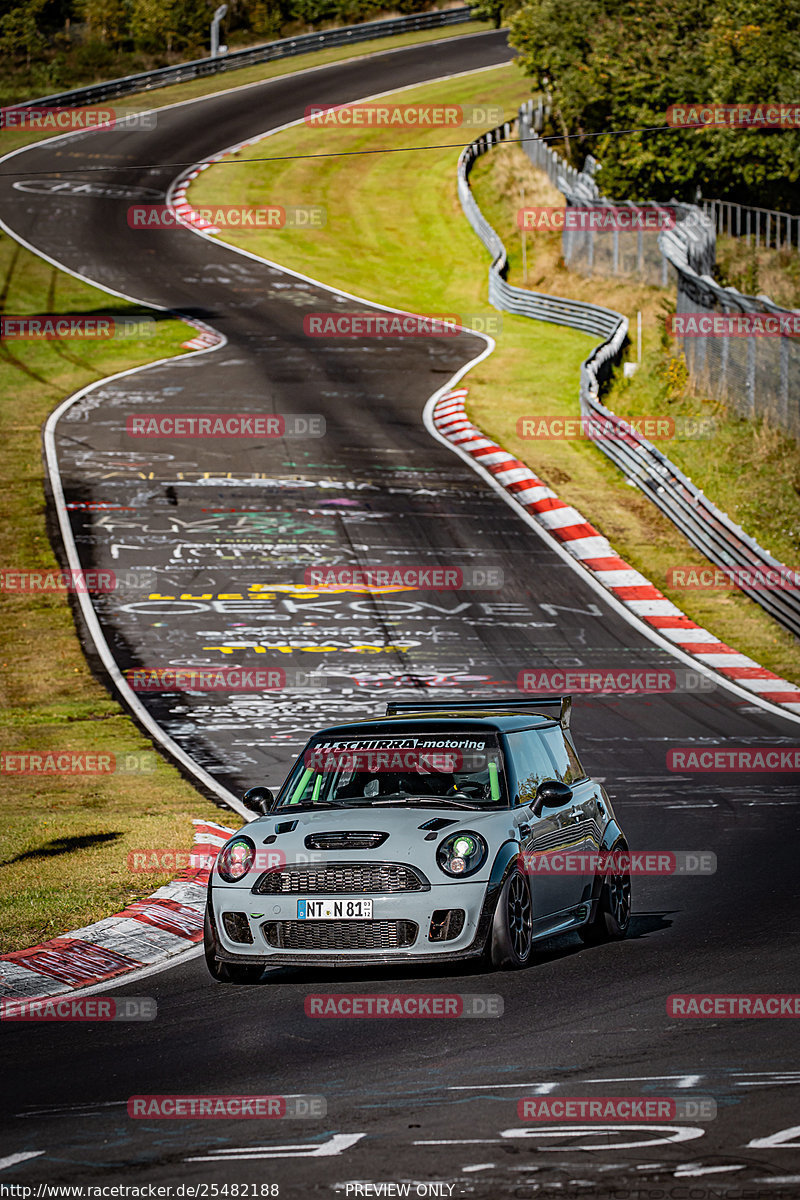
474,838,523,950
205,873,221,952
588,822,628,906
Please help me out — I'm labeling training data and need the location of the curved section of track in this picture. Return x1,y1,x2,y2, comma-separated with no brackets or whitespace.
1,32,799,1192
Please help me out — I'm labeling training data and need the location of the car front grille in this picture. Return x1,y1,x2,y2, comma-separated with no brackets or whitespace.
262,919,418,951
253,861,429,895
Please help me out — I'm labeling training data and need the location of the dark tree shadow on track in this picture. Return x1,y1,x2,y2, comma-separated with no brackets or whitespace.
3,831,123,866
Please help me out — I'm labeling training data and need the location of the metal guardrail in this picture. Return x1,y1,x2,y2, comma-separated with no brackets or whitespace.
458,122,624,341
14,7,474,111
458,111,800,641
702,198,800,254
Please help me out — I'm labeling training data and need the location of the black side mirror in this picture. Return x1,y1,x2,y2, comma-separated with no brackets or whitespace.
242,786,274,815
532,779,573,817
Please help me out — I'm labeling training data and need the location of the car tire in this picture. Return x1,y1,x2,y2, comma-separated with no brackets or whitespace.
580,840,632,944
489,866,534,969
204,906,264,984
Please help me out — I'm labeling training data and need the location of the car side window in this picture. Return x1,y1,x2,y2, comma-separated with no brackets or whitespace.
541,727,586,786
563,733,587,783
505,731,557,806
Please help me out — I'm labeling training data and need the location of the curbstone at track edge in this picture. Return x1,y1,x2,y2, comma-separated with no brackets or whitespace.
432,388,800,715
0,820,234,999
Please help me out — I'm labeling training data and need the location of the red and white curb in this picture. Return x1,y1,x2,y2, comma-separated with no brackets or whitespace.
171,161,223,235
170,138,264,240
433,388,800,715
0,820,234,999
180,315,225,351
171,151,268,351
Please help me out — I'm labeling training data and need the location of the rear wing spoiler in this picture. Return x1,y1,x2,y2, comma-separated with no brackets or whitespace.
384,696,572,729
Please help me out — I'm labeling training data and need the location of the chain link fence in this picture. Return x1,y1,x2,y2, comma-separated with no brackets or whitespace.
517,99,800,442
664,227,800,439
518,100,710,288
703,198,800,254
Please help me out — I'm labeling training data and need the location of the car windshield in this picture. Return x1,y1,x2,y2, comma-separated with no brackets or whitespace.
274,733,509,810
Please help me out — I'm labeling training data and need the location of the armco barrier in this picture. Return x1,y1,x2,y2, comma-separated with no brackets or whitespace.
11,8,474,111
458,111,800,640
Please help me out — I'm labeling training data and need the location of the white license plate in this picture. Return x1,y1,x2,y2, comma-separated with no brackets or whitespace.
297,898,373,920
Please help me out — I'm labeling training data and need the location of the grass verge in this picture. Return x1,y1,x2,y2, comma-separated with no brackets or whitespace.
188,68,800,685
715,233,800,311
0,237,238,955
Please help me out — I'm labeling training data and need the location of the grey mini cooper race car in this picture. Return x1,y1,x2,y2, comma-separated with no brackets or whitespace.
204,698,631,982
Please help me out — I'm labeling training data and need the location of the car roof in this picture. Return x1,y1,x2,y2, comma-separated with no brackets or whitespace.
310,712,561,738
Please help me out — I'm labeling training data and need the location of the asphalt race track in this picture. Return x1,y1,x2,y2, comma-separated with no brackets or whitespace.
1,30,800,1196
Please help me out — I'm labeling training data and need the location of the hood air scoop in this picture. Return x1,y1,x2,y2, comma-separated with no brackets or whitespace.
304,830,389,850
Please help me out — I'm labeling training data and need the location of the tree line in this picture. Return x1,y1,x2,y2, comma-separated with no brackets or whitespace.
0,0,438,100
495,0,800,211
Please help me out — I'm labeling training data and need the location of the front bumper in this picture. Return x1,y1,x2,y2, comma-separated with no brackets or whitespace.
209,877,494,967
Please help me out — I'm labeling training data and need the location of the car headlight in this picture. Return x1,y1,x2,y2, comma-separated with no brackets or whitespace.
437,831,487,878
217,836,255,882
